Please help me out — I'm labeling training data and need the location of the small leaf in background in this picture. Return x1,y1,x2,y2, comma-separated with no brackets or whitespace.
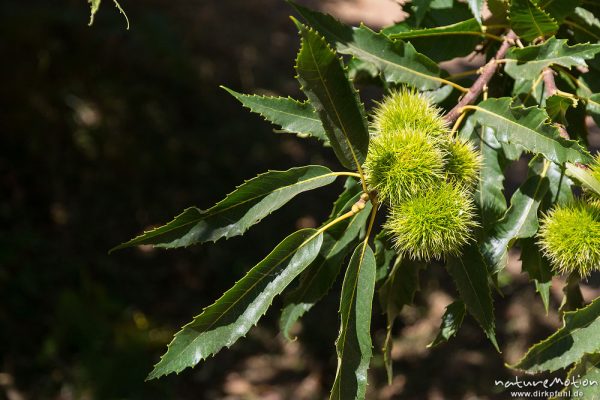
378,258,422,383
411,0,434,27
566,162,600,198
331,244,376,400
505,37,600,80
560,272,584,315
291,2,445,91
387,19,483,62
467,97,592,164
446,243,499,350
511,292,600,374
520,238,552,313
112,166,337,251
147,229,323,379
279,196,372,340
294,20,370,170
545,94,576,126
467,0,485,24
565,353,600,399
88,0,101,26
481,171,549,272
374,231,395,284
509,0,558,42
544,162,574,207
584,94,600,130
533,0,582,23
428,300,466,347
570,7,600,43
222,87,328,144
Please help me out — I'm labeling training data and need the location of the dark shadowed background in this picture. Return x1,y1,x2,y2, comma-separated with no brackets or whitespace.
2,1,599,399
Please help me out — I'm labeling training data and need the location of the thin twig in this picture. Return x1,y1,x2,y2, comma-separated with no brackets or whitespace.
542,68,570,139
445,30,517,124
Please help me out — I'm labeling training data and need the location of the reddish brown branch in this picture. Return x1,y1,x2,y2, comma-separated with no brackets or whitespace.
445,30,517,124
542,67,570,139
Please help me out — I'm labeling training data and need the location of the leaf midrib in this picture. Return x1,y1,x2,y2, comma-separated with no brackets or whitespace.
156,232,319,374
130,172,335,242
303,32,363,172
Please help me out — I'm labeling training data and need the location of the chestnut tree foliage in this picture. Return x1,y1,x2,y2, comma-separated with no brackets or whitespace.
107,0,600,397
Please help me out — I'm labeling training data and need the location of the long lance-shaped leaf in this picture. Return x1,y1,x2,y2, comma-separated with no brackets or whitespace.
466,97,592,164
505,37,600,80
112,166,337,251
279,196,372,340
520,238,552,313
475,125,509,231
481,171,549,272
378,258,421,383
428,300,466,348
387,18,483,62
446,243,499,350
374,231,395,284
291,2,445,91
388,18,483,40
510,296,600,373
565,353,600,398
147,229,323,380
221,86,328,144
509,0,558,42
566,162,600,198
294,21,370,171
585,94,600,127
330,243,376,400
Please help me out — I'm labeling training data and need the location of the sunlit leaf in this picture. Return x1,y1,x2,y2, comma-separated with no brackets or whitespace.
147,229,323,379
294,20,370,170
112,166,337,251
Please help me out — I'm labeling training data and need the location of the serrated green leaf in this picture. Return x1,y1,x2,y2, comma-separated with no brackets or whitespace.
467,97,592,164
566,162,600,197
112,166,337,251
467,0,485,24
476,125,509,230
505,37,600,80
481,171,549,272
291,2,445,91
520,238,552,313
147,229,323,379
428,300,466,347
533,0,582,23
389,18,483,40
546,94,576,126
565,353,600,398
379,258,422,383
387,18,483,62
279,195,372,340
294,21,370,170
331,243,376,400
509,0,558,41
222,87,328,144
511,295,600,373
447,243,498,350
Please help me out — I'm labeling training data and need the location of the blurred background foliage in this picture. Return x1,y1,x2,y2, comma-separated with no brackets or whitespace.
2,1,597,399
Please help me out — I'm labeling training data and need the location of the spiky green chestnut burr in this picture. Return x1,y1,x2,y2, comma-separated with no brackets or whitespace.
384,182,478,261
537,201,600,277
363,129,445,203
371,87,448,138
443,138,482,187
